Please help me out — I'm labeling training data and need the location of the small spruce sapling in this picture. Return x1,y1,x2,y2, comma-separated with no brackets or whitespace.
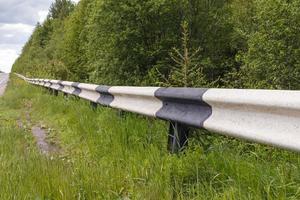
155,21,207,87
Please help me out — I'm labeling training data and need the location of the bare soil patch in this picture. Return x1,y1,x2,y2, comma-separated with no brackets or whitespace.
18,100,60,155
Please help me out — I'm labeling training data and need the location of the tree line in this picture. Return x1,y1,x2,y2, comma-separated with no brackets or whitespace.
13,0,300,89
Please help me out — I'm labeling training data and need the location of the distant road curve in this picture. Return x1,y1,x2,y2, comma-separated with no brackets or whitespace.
0,73,9,96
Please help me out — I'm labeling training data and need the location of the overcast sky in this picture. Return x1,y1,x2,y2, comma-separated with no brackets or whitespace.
0,0,79,73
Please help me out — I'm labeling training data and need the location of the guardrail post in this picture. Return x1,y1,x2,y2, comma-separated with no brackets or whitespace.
48,88,53,95
53,90,58,96
48,88,58,96
118,110,125,118
90,102,98,110
168,121,189,153
63,93,68,98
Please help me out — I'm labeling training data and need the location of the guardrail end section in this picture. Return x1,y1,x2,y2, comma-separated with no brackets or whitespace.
168,121,190,153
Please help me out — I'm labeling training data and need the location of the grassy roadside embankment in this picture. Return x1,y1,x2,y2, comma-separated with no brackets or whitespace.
1,75,300,199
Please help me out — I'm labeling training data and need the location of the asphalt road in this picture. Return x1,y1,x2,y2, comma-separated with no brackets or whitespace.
0,73,9,96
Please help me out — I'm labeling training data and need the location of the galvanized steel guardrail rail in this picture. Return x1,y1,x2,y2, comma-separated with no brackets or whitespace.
16,73,300,153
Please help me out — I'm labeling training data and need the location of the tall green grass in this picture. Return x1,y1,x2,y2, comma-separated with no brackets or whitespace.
0,76,300,199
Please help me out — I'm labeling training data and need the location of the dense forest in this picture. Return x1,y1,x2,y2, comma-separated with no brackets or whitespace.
13,0,300,89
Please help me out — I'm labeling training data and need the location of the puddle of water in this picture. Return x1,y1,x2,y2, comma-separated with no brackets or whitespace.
32,126,59,155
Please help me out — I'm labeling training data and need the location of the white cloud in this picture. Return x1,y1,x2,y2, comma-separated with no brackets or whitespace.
0,23,34,34
0,23,34,72
0,0,53,25
3,34,14,38
38,10,49,23
0,0,68,73
0,45,20,73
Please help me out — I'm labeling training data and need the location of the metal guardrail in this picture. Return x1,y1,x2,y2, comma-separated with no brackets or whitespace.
16,73,300,153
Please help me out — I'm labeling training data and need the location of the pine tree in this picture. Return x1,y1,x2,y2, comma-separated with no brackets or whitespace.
48,0,75,20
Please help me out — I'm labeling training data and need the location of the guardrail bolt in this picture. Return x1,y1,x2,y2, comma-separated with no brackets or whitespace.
168,121,189,153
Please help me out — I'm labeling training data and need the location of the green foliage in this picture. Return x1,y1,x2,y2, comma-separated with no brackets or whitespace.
13,0,236,87
240,0,300,89
61,0,91,81
152,21,208,87
12,0,300,89
49,0,75,20
13,0,74,79
85,0,185,85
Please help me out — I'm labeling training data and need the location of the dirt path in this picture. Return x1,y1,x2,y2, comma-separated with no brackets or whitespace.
32,126,59,155
1,74,58,155
19,101,60,155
